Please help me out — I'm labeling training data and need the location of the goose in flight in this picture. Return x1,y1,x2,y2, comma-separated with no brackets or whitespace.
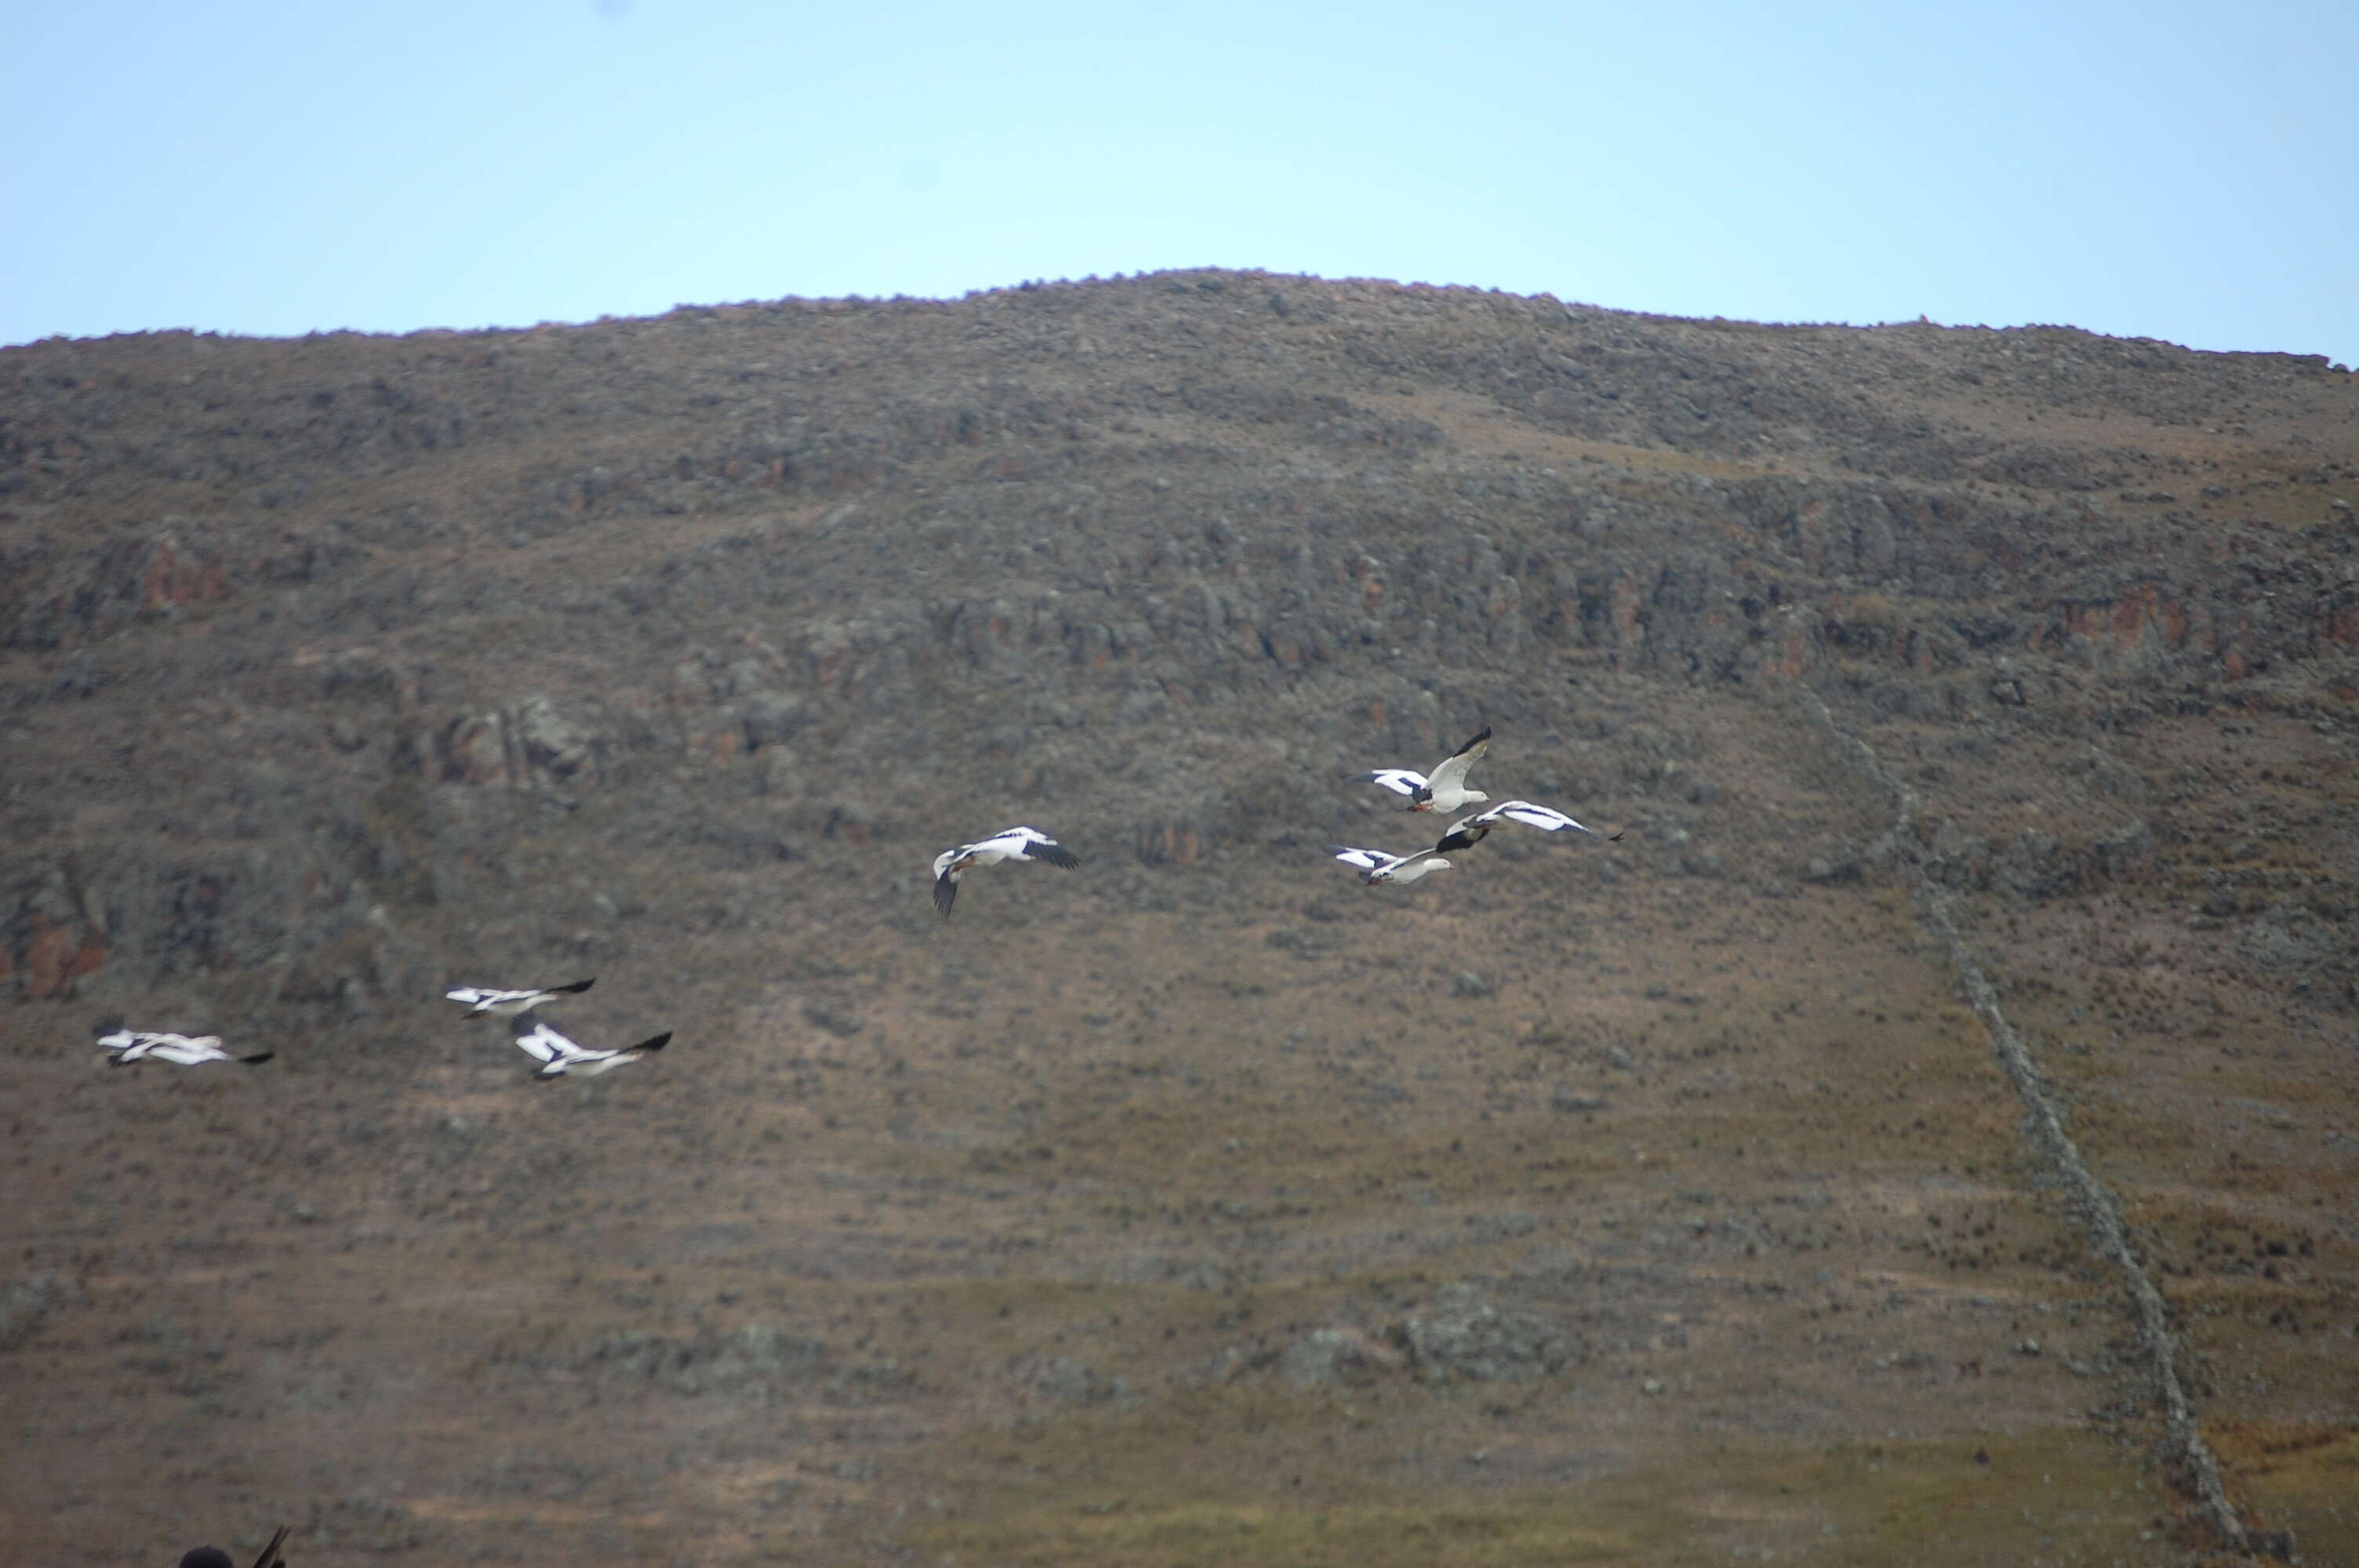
1326,844,1455,885
510,1011,672,1080
931,826,1081,916
445,978,597,1018
1434,799,1623,853
1351,724,1492,814
96,1027,273,1068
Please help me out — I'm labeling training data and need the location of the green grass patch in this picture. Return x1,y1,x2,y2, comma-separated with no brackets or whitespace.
912,1410,2161,1568
929,1499,1642,1567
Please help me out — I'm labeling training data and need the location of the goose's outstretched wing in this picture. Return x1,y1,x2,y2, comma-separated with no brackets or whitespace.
968,825,1079,868
1488,799,1619,839
144,1036,238,1066
1326,844,1399,874
1011,828,1081,869
1423,725,1492,797
509,1014,572,1065
564,1032,673,1076
447,978,595,1015
1350,768,1427,800
1437,798,1619,851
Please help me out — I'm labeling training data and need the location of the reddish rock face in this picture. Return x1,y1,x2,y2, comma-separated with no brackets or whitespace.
137,538,229,615
432,699,606,789
1135,823,1203,865
17,914,104,1000
438,714,510,785
12,531,234,651
2045,585,2197,658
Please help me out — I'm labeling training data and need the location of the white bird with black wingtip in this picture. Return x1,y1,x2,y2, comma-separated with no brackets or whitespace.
1434,799,1623,853
444,977,597,1018
930,826,1081,917
508,1011,673,1080
1350,724,1492,815
1325,844,1456,886
96,1025,273,1068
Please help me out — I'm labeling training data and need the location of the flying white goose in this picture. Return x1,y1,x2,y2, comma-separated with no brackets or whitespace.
444,977,597,1017
1350,724,1492,814
96,1027,273,1068
1434,799,1623,853
509,1011,672,1080
1326,844,1455,885
930,826,1081,916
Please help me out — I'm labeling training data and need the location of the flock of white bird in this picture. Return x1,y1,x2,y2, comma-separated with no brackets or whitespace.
96,724,1613,1079
119,727,1618,1556
98,979,673,1083
930,726,1617,908
443,977,674,1079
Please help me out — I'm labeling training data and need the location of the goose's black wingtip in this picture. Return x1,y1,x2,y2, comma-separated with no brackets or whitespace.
932,874,958,917
561,977,597,994
238,1051,275,1065
631,1032,673,1054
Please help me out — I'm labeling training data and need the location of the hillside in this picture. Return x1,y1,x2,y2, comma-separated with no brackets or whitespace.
4,270,2357,1566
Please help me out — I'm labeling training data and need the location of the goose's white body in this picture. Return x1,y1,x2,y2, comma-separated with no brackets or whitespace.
930,826,1081,916
97,1028,272,1068
1352,725,1492,815
1435,799,1620,853
445,978,596,1018
1326,844,1455,885
510,1013,671,1080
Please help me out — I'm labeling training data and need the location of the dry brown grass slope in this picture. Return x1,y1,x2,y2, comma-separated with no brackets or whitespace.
3,270,2356,1564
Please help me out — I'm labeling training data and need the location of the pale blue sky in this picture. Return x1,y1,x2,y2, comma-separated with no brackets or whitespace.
5,1,2355,364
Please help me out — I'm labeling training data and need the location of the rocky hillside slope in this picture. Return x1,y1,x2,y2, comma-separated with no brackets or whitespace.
3,273,2355,1566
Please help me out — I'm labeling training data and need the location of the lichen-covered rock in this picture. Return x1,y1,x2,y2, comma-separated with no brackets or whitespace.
0,1275,61,1352
1279,1326,1403,1386
569,1322,830,1398
1394,1282,1583,1383
1016,1353,1126,1405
